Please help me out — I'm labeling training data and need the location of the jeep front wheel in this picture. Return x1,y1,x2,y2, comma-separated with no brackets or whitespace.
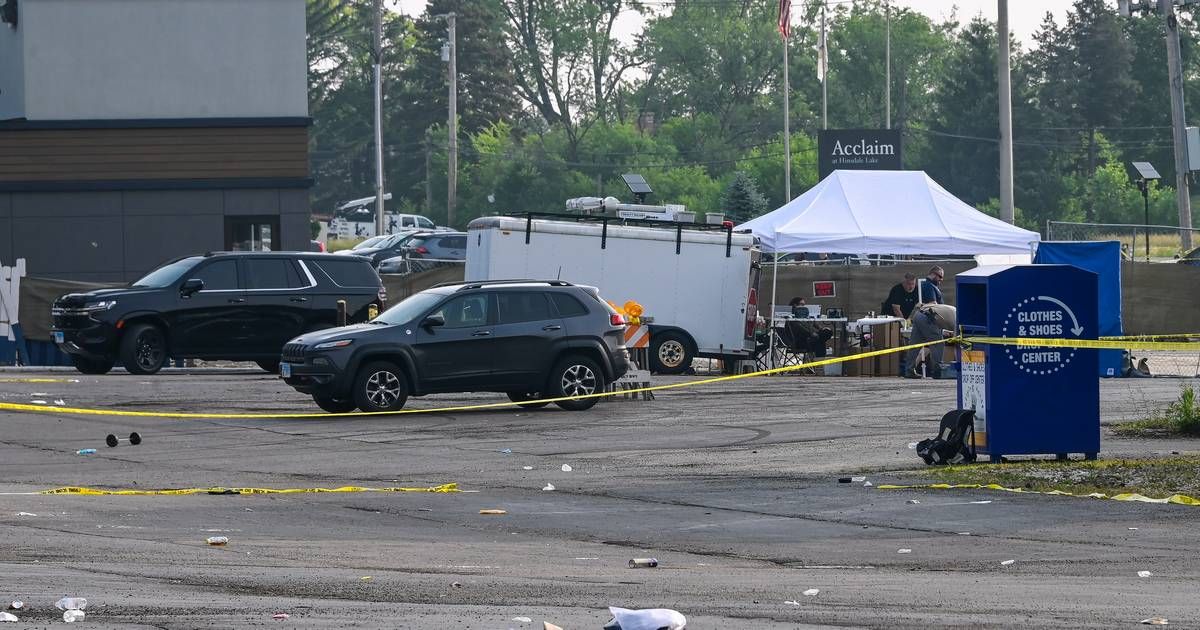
352,361,409,413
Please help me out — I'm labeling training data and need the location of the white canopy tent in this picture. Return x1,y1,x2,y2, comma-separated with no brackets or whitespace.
737,170,1040,255
736,170,1040,363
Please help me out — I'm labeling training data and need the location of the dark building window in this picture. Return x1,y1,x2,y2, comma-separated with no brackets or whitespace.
225,216,280,252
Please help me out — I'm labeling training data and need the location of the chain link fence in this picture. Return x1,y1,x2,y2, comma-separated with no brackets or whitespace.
1046,221,1200,262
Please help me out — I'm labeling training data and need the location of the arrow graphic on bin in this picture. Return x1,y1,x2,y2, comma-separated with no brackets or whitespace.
1037,296,1083,336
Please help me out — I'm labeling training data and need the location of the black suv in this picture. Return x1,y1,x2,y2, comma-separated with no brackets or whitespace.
280,280,630,413
51,252,384,375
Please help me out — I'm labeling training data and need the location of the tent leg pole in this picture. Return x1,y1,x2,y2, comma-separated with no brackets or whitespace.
769,255,779,369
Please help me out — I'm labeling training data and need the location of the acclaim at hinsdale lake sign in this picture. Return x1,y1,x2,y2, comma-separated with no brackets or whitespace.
817,129,903,179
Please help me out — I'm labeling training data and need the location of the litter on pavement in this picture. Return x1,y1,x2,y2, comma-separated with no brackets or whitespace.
63,610,85,623
1138,571,1153,578
1000,559,1015,566
603,607,686,630
272,613,290,620
544,623,564,630
803,588,820,596
479,509,507,515
561,464,573,472
512,616,532,623
897,548,912,554
7,603,21,610
206,536,229,546
627,558,658,568
0,612,17,622
55,598,87,611
542,483,556,491
15,512,35,517
1140,618,1169,625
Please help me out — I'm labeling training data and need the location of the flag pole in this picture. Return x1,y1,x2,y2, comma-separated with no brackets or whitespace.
782,24,791,202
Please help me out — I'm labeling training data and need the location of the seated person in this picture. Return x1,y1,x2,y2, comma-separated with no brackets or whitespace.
882,273,919,319
789,297,807,317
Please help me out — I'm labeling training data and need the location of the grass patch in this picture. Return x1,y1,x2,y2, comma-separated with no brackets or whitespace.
326,238,366,253
926,456,1200,498
1114,385,1200,437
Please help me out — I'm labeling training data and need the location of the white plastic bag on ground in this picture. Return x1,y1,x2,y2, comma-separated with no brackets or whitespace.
608,607,686,630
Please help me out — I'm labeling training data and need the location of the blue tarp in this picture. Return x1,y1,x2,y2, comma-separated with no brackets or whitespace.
1034,241,1124,377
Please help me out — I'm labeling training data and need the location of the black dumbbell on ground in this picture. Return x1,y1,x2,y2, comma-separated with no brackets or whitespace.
105,432,142,448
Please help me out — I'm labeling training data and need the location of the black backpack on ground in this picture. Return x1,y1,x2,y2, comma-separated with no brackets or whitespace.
916,410,977,465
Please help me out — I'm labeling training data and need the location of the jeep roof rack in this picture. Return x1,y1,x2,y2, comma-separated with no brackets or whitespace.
432,279,575,291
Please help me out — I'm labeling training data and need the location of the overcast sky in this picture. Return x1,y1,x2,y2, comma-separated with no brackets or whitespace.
395,1,1076,48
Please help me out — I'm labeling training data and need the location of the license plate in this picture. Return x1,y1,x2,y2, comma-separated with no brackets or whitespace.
280,363,292,378
53,331,64,344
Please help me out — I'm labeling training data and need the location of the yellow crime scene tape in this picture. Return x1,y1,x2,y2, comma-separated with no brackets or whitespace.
963,336,1200,352
1101,333,1200,341
33,482,460,496
878,483,1200,507
0,339,950,419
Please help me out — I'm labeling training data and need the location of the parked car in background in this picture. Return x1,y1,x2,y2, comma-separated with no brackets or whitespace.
310,240,327,253
333,234,388,255
349,230,424,267
1178,245,1200,266
280,280,629,413
377,255,409,275
399,231,468,273
51,252,384,375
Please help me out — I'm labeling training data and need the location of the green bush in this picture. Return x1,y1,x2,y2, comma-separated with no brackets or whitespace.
1165,386,1200,434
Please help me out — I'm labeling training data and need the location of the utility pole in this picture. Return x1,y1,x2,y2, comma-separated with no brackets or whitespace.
443,13,458,229
821,2,828,130
372,0,385,236
424,127,433,214
1163,1,1194,250
885,0,891,129
997,0,1014,224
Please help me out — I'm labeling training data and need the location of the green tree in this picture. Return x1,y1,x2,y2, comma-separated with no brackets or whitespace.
924,18,1000,206
721,171,769,222
1067,0,1139,181
499,0,643,158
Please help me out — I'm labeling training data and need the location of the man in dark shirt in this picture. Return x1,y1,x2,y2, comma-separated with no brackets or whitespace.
921,266,946,305
883,273,919,319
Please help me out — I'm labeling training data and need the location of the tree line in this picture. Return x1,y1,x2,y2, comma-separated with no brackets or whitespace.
306,0,1200,238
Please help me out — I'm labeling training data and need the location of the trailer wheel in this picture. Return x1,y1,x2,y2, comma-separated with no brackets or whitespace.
650,331,693,375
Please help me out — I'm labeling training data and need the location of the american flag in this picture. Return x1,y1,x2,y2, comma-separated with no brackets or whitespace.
777,0,791,39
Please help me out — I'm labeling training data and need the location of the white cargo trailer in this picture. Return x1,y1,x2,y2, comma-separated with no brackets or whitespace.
466,216,761,373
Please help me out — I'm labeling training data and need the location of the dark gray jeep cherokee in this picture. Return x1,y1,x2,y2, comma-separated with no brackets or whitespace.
280,280,630,413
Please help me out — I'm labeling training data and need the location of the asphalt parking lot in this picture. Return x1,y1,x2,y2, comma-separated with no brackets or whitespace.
1,370,1198,628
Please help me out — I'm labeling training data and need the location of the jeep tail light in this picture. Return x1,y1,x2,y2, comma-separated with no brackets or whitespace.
415,246,429,255
610,313,626,327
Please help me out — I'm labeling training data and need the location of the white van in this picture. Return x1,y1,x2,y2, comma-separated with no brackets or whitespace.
466,216,761,373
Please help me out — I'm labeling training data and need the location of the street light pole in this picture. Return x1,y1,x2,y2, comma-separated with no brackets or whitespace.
372,0,385,236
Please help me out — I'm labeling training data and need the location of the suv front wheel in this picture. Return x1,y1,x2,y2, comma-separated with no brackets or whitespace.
120,323,168,375
353,361,409,413
548,355,605,411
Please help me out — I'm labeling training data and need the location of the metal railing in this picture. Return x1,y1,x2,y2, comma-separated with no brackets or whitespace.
1046,221,1200,262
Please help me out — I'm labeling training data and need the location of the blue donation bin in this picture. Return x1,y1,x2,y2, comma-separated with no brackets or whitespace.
956,265,1099,462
